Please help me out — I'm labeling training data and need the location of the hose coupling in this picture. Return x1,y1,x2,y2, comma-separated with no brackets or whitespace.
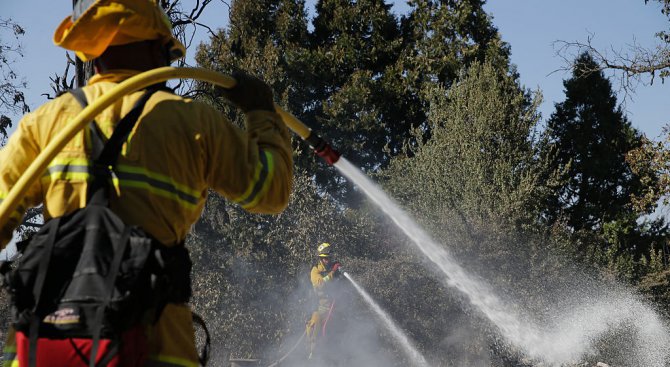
305,133,341,165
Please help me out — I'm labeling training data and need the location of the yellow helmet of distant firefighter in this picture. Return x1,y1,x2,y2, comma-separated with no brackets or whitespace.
53,0,186,62
317,242,331,258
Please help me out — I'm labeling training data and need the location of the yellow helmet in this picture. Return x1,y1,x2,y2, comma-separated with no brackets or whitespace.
317,242,331,258
53,0,186,62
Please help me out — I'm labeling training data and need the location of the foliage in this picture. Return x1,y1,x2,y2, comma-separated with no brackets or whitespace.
195,0,511,205
638,268,670,316
542,52,669,287
376,60,574,364
628,131,670,213
383,60,554,230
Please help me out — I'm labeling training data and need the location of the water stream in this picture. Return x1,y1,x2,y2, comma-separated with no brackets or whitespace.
333,157,670,366
343,272,430,367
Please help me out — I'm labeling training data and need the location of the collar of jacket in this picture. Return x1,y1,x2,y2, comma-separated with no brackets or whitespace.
88,69,142,85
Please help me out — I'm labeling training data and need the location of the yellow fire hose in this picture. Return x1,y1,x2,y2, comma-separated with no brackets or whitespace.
0,66,340,230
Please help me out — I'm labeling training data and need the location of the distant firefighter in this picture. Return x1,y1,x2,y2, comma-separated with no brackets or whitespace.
306,242,343,359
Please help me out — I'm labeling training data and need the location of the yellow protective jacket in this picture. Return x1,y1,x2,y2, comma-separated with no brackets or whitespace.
310,261,337,306
0,70,293,367
310,262,334,290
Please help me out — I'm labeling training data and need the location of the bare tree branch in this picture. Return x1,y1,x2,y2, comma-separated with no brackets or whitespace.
0,18,29,124
553,0,670,97
42,53,75,99
161,0,230,97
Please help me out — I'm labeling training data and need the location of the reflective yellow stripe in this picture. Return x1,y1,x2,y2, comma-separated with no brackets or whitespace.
49,157,90,167
117,165,201,199
116,165,201,209
2,345,15,354
235,150,275,210
41,171,90,182
119,179,199,210
41,161,202,210
2,344,17,367
146,354,199,367
43,157,90,182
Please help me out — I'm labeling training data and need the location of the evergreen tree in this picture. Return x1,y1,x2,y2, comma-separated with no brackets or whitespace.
296,0,405,199
544,52,667,275
403,0,511,86
545,52,647,232
197,0,512,203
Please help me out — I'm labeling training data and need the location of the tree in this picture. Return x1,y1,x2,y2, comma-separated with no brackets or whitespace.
307,0,512,176
379,61,567,364
545,53,650,231
384,60,551,230
544,53,668,276
197,0,513,205
0,18,28,144
628,132,670,211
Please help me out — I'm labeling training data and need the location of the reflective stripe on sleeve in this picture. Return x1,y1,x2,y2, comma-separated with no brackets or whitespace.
234,150,275,210
2,343,17,367
116,165,201,209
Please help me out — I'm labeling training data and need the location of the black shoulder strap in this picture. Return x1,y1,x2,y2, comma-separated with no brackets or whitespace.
70,88,105,161
69,88,158,204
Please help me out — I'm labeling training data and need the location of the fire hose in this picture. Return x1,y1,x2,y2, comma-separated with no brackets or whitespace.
265,329,306,367
265,299,335,367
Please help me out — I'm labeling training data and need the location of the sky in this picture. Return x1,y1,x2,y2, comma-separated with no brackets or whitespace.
2,0,668,138
483,0,668,139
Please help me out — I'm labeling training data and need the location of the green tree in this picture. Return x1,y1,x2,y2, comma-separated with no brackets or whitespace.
545,52,649,232
544,53,668,282
379,61,564,364
383,60,552,233
307,0,512,184
403,0,512,86
197,0,512,203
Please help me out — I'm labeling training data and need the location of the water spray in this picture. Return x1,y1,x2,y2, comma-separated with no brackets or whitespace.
332,158,670,366
343,272,430,367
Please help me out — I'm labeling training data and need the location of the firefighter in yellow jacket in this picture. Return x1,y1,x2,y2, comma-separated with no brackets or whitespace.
306,242,342,359
0,0,293,366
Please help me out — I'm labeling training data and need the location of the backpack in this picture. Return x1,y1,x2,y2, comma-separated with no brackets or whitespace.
1,88,192,367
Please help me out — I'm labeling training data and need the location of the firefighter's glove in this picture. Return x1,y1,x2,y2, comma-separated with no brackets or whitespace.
220,71,275,113
332,262,341,272
332,262,342,277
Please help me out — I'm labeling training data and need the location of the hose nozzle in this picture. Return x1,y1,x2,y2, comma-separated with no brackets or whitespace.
306,133,341,165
